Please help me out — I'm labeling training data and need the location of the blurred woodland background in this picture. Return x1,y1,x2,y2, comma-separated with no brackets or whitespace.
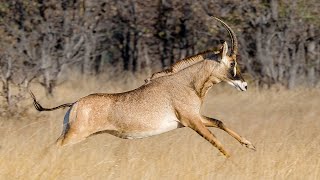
0,0,319,108
1,1,320,179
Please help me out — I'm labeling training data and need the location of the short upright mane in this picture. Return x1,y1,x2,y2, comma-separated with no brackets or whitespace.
145,49,221,83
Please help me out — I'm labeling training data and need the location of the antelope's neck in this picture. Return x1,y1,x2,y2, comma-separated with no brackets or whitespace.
192,62,219,99
173,61,220,99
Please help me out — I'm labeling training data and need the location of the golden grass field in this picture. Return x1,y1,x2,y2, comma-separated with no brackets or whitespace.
0,76,319,179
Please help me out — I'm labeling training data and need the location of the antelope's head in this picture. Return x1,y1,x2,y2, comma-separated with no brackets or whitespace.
210,17,247,91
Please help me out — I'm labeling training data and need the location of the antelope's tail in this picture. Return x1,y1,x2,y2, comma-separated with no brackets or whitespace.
30,91,74,112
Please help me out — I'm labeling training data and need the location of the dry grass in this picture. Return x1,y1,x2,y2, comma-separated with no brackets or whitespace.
0,75,319,180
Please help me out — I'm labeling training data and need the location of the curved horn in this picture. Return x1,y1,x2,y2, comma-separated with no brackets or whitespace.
212,16,238,58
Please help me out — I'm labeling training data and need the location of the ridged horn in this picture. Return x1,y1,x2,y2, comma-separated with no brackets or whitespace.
212,16,238,58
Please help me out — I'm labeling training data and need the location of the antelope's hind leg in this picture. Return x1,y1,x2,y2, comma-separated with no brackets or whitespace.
202,116,256,151
57,127,89,146
56,108,72,146
56,107,88,146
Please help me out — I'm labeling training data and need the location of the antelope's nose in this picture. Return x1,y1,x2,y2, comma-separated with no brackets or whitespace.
241,81,248,91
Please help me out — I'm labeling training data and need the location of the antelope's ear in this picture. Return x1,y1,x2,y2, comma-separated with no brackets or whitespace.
222,41,228,57
220,41,229,64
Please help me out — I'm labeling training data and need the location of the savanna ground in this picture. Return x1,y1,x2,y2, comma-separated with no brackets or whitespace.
0,75,319,179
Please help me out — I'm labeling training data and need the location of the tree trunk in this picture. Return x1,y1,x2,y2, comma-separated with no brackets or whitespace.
2,80,11,106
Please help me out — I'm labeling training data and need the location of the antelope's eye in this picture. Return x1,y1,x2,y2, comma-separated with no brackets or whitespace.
230,62,235,67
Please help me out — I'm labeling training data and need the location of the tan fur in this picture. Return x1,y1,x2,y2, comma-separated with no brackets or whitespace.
32,47,254,157
32,17,255,157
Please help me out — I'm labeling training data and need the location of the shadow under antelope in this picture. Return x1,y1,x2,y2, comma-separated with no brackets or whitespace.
30,17,255,158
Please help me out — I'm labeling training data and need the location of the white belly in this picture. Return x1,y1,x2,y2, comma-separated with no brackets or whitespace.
124,119,183,139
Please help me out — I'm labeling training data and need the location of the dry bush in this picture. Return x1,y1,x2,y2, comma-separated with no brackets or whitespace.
0,76,319,179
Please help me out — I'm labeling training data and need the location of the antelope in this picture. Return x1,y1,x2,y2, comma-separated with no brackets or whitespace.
31,17,255,157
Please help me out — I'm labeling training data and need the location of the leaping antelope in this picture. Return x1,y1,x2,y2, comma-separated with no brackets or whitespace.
31,17,255,157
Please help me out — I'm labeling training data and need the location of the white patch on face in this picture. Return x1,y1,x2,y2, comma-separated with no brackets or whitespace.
233,67,237,77
227,80,247,91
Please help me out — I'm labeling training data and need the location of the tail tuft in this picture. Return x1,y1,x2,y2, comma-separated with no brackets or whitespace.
30,91,45,111
29,91,74,111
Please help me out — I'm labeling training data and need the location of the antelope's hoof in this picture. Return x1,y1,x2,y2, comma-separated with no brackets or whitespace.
225,153,231,158
221,150,231,158
241,138,256,151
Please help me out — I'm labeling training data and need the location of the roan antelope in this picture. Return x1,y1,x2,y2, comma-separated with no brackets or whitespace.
31,17,255,157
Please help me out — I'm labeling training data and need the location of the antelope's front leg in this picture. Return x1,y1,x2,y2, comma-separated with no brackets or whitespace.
180,114,231,158
202,116,256,151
